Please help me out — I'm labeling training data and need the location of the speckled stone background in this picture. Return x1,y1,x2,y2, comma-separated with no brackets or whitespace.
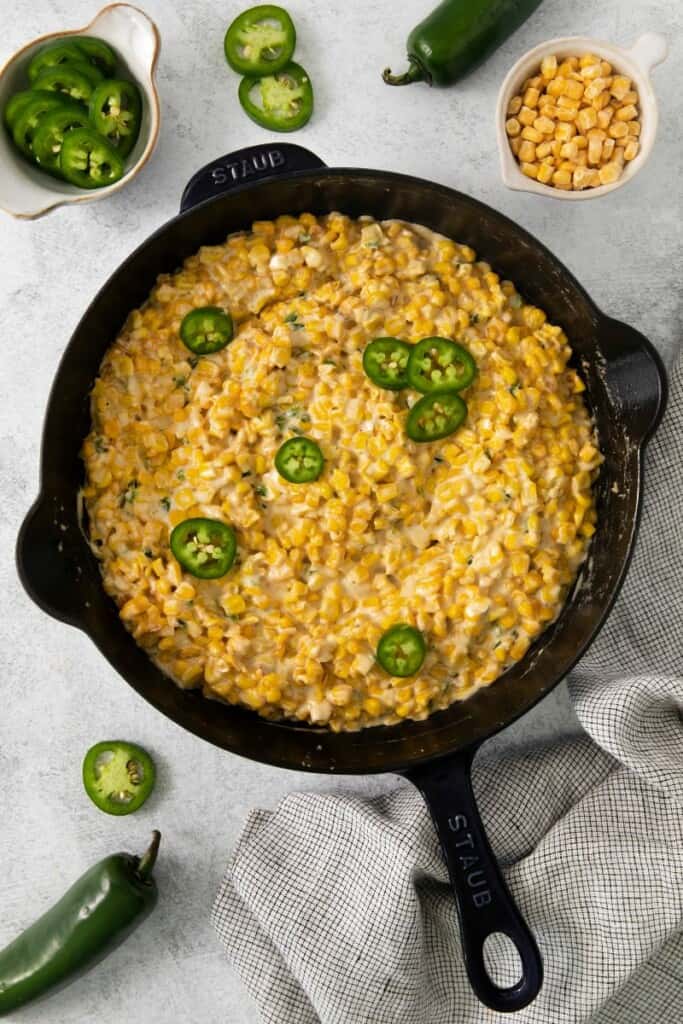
0,1,680,1021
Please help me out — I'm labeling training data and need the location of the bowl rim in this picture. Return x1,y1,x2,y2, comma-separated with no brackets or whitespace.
0,2,161,219
496,33,665,201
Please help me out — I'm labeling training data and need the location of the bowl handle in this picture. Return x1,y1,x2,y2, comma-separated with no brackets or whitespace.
179,143,327,213
16,495,88,628
626,33,668,74
404,750,543,1012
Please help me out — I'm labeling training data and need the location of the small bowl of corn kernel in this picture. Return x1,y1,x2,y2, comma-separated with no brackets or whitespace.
496,33,667,198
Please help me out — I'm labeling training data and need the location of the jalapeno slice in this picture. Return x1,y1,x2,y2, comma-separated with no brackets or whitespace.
407,337,477,394
406,392,467,443
170,517,237,579
27,41,87,83
33,61,103,104
59,127,124,188
362,337,412,390
72,35,119,76
275,436,324,483
3,90,37,131
12,93,75,157
238,61,313,132
83,740,156,816
89,79,142,157
377,624,426,677
225,4,296,76
180,307,234,355
32,105,90,175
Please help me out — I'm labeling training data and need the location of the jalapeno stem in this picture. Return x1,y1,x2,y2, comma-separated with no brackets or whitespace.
382,60,426,86
137,831,161,881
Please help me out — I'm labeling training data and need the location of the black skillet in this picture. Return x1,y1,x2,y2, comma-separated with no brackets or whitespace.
17,144,667,1012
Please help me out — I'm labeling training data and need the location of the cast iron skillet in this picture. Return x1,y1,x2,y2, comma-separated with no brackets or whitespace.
17,144,667,1013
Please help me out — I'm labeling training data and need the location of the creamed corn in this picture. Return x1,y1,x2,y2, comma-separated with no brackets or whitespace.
82,214,602,730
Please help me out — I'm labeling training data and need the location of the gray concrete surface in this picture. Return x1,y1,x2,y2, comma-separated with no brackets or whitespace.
0,1,680,1021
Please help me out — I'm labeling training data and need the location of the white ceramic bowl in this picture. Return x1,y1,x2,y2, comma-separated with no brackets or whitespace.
496,33,668,200
0,3,160,219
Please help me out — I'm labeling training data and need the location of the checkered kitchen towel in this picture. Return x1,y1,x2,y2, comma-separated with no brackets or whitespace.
213,348,683,1024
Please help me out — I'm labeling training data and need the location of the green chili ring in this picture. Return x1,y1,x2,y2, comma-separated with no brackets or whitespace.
377,623,427,677
224,4,296,76
407,336,477,394
83,740,156,816
406,391,468,442
180,306,234,355
170,517,237,579
362,337,412,390
238,61,313,132
275,436,324,483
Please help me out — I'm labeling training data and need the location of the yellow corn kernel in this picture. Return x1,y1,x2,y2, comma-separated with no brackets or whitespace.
518,105,536,126
552,168,572,189
608,120,629,139
510,137,522,156
623,139,639,161
507,94,523,115
573,166,599,190
554,121,576,142
559,140,578,160
533,115,556,135
523,86,540,108
587,128,605,164
596,106,614,130
576,106,598,133
563,78,585,101
521,125,544,144
598,161,622,185
541,54,558,79
506,117,521,137
602,137,616,161
627,120,641,137
537,162,553,185
223,594,247,616
518,140,537,162
546,78,564,97
615,103,638,122
610,75,631,101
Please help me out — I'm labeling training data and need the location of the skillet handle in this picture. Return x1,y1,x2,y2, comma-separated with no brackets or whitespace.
179,143,327,212
404,750,543,1012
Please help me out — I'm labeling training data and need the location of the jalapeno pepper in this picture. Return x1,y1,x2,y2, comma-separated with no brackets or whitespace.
72,36,119,77
383,0,543,88
377,624,426,677
407,336,477,394
170,517,237,579
238,61,313,132
89,79,142,157
59,127,124,188
0,832,160,1016
275,436,324,483
82,740,156,816
3,89,36,131
27,40,87,83
180,306,234,355
225,4,296,76
363,337,412,390
33,62,103,104
32,105,90,175
406,392,468,442
12,93,75,157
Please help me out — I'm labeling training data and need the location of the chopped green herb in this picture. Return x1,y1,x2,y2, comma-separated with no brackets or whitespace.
365,240,381,248
322,359,337,366
187,355,199,368
176,469,186,481
144,548,154,559
254,484,267,498
508,383,520,395
119,479,139,507
284,311,305,329
467,556,473,565
434,455,445,463
173,375,187,389
94,436,108,454
160,496,171,512
469,312,479,325
241,470,252,477
298,233,311,244
510,294,523,309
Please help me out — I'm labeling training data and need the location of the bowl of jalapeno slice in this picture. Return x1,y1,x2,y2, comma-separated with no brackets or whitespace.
0,3,160,218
